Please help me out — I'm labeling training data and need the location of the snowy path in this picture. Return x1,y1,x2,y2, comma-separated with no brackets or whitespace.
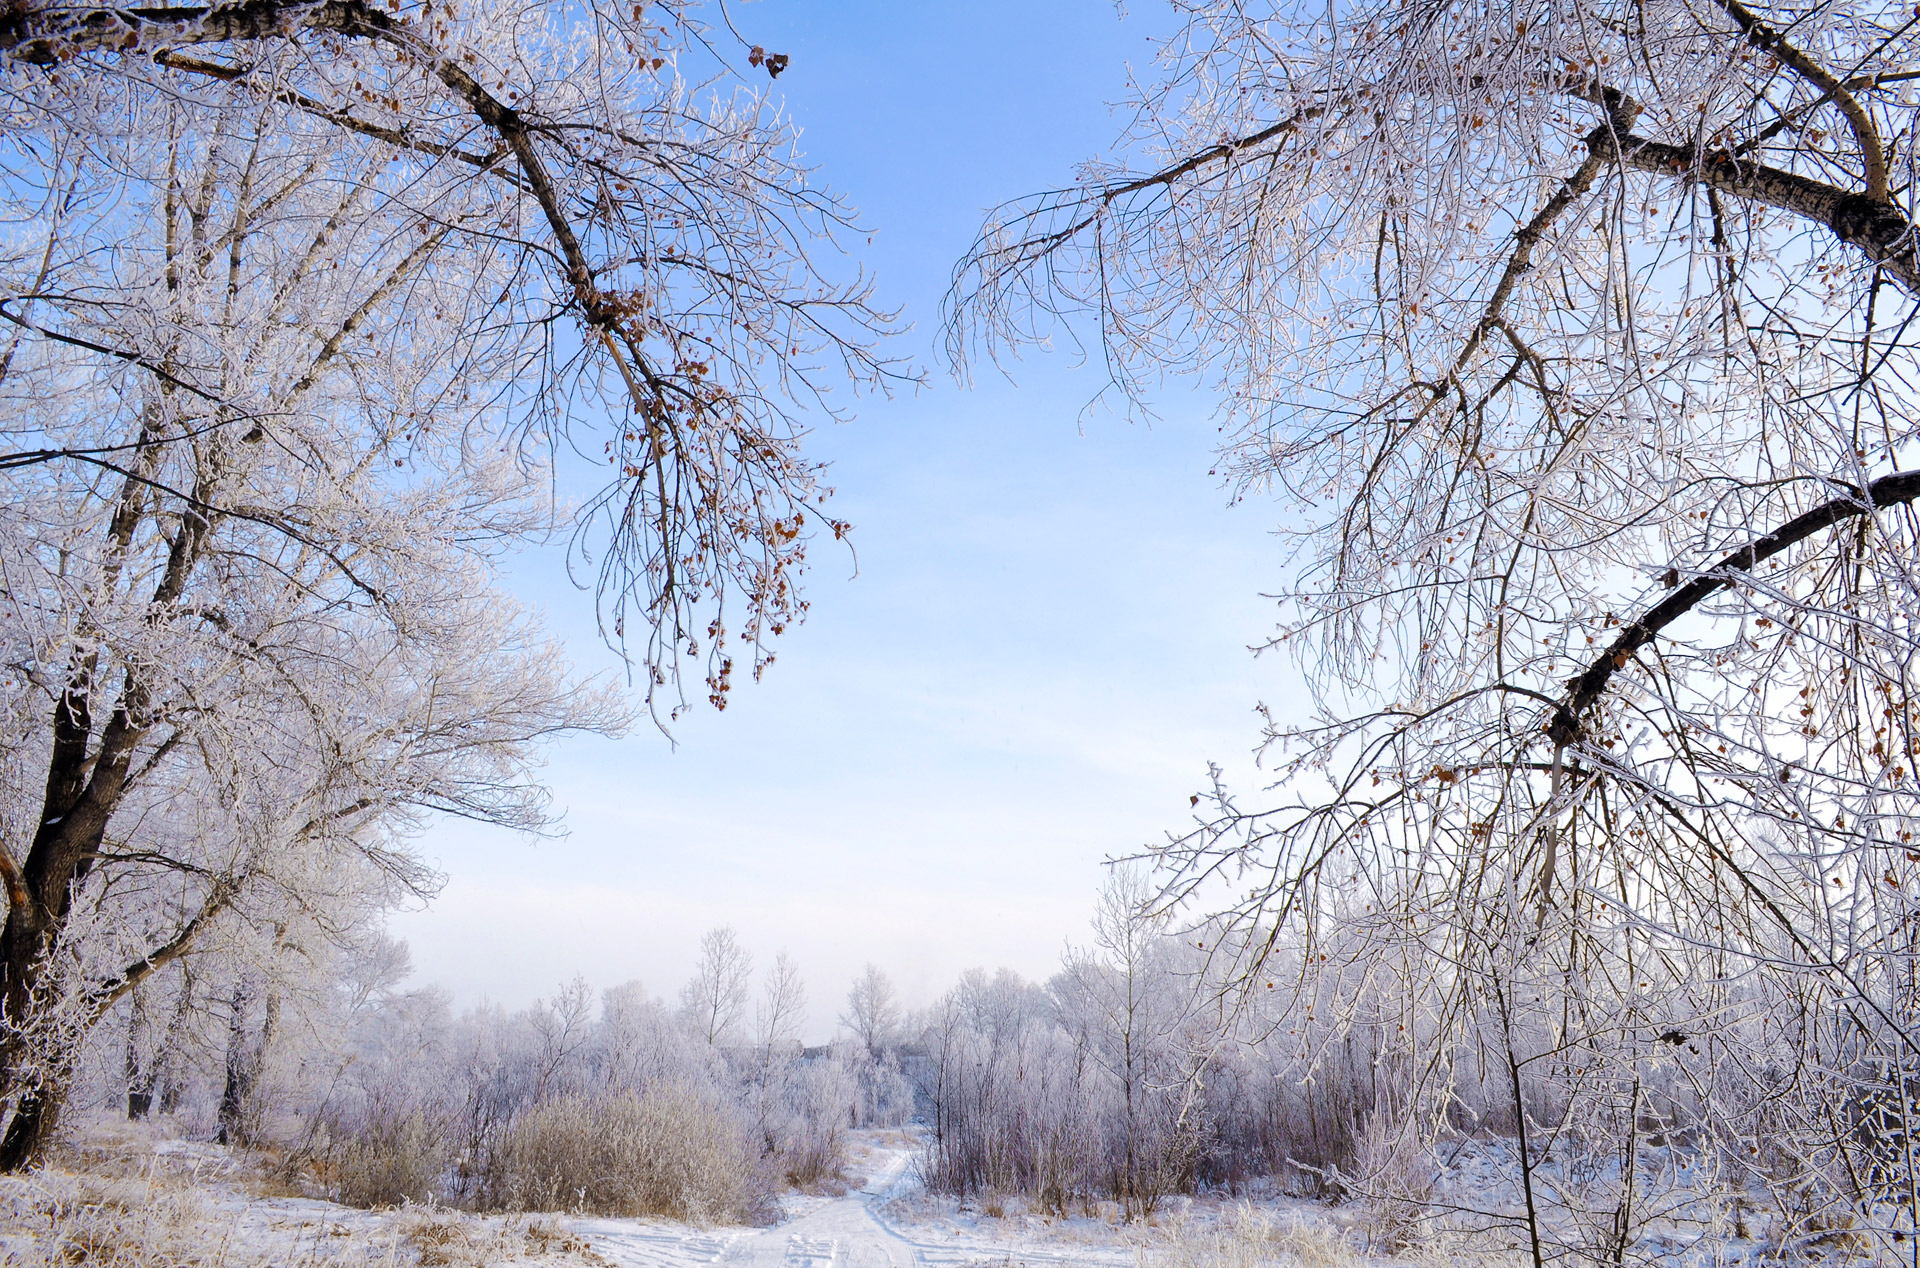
581,1149,1134,1268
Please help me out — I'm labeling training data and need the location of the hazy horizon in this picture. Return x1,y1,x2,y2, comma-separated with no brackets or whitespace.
386,0,1306,1040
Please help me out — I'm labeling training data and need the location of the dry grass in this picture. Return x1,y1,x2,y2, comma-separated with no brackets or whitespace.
480,1085,763,1223
0,1167,368,1267
325,1110,450,1209
1140,1205,1360,1268
400,1209,610,1267
0,1162,616,1268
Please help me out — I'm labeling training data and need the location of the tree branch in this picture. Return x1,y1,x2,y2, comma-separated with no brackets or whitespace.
83,878,234,1016
1712,0,1888,200
1,1,362,66
1596,131,1918,293
151,50,510,173
1556,469,1920,740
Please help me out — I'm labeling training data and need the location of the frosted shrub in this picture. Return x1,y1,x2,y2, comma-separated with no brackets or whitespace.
1350,1112,1435,1254
481,1085,764,1223
778,1056,857,1187
328,1110,450,1209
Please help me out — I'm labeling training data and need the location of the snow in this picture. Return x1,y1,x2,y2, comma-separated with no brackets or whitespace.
0,1127,1206,1268
571,1143,1138,1268
10,1125,1893,1268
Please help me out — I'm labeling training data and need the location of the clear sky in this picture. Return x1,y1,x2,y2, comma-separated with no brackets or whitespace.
387,0,1307,1038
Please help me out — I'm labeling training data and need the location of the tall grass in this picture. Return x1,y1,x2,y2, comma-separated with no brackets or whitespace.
0,1169,368,1267
1140,1205,1360,1268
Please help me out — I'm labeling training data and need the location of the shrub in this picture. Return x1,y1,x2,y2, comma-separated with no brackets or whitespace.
1350,1111,1435,1254
480,1084,763,1223
329,1109,449,1208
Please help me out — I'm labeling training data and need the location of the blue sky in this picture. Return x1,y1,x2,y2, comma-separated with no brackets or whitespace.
388,0,1307,1036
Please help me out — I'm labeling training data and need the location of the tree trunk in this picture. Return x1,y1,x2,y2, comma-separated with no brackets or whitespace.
126,987,150,1121
0,1081,63,1171
153,967,195,1117
216,980,255,1147
0,422,207,1172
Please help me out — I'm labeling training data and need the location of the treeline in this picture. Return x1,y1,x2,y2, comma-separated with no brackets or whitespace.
913,871,1400,1220
71,867,1413,1224
75,865,1885,1257
74,928,913,1222
57,873,1536,1227
917,870,1920,1258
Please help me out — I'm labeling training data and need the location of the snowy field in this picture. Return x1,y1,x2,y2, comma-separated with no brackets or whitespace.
0,1125,1392,1268
0,1122,1893,1268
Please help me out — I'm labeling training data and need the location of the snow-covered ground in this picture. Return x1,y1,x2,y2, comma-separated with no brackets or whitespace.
574,1140,1143,1268
0,1128,1201,1268
7,1124,1893,1268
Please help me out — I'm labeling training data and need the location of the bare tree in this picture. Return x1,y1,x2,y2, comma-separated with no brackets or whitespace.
755,951,806,1056
1,0,910,711
1058,869,1199,1218
528,977,596,1102
840,963,900,1058
679,926,753,1047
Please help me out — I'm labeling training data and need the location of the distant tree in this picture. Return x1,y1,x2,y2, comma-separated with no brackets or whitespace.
679,927,753,1047
596,980,703,1092
839,963,901,1057
528,977,596,1102
1057,869,1200,1218
755,952,807,1055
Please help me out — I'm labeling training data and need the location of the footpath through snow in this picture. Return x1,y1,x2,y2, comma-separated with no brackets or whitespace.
580,1146,1134,1268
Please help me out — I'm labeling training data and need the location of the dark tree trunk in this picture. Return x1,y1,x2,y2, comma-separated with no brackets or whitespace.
0,1082,63,1171
0,432,209,1172
126,986,149,1121
216,981,254,1147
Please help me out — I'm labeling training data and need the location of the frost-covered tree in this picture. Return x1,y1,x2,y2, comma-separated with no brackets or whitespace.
2,0,906,708
1056,869,1204,1217
0,0,899,1170
0,76,623,1165
754,951,806,1056
679,926,753,1047
840,963,901,1058
955,0,1920,1252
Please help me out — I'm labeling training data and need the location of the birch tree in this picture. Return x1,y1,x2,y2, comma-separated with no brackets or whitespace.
955,0,1920,1250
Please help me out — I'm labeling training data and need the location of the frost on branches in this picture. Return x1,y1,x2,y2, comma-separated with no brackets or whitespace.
0,0,907,714
0,0,896,1170
957,0,1920,1255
